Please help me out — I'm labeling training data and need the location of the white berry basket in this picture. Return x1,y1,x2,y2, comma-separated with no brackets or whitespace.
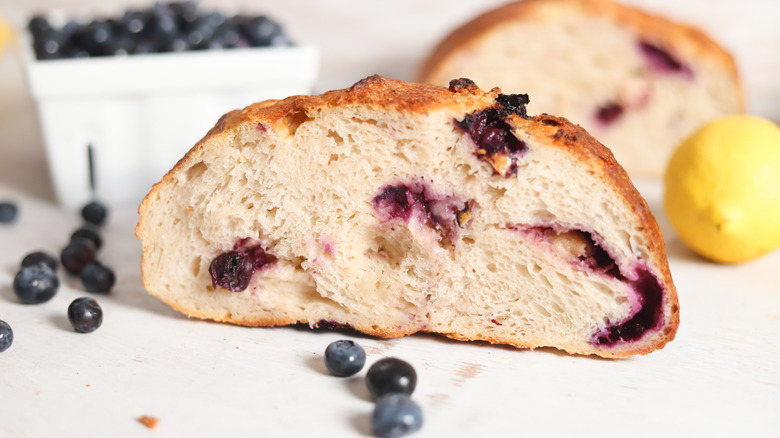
23,41,319,209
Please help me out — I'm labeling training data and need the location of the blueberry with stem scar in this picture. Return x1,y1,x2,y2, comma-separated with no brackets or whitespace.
13,266,59,304
68,297,103,333
324,340,366,377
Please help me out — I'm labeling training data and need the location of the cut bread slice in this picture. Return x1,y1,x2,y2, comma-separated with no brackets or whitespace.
417,0,743,176
136,75,679,358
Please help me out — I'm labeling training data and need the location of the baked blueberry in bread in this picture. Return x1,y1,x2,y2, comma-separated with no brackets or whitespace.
136,75,679,358
417,0,743,176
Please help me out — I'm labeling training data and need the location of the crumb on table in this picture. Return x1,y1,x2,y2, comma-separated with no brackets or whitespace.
137,415,159,429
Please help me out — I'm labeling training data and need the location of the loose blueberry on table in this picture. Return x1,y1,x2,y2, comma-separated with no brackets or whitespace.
21,251,59,271
60,238,97,275
366,358,417,399
0,320,13,353
13,266,60,304
67,297,103,333
80,201,108,227
70,225,103,250
80,262,116,293
324,340,367,377
0,201,18,223
371,393,423,438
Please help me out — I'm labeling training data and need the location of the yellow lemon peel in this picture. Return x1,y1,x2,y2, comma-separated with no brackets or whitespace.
664,115,780,263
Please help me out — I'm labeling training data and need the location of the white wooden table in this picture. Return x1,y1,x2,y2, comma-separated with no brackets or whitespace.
1,1,779,436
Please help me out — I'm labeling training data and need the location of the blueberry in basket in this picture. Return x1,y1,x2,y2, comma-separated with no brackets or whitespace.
29,1,293,60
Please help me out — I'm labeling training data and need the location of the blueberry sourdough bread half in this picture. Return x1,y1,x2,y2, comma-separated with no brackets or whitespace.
136,75,679,358
417,0,743,176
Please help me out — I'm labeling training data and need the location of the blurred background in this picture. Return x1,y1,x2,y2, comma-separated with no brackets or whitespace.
1,0,778,204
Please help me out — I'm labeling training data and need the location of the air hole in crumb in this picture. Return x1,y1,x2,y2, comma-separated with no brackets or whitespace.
327,130,344,145
486,263,498,273
285,110,312,135
393,151,411,164
462,237,475,245
486,185,507,200
184,161,208,182
191,256,202,277
368,235,409,268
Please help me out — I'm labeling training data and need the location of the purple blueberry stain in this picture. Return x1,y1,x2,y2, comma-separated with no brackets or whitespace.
372,179,473,243
517,226,624,279
455,107,527,177
514,223,665,346
594,101,625,125
313,319,354,330
638,40,693,77
594,267,665,346
208,240,276,292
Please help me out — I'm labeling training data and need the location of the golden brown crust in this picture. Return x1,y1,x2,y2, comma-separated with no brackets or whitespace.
137,74,678,358
417,0,742,110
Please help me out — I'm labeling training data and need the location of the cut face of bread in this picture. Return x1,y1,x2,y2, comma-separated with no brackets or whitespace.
136,75,679,358
417,0,743,176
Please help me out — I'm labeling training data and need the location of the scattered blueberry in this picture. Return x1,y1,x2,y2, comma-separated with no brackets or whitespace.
324,340,366,377
13,266,60,304
67,297,103,333
0,201,18,223
80,262,116,293
61,238,97,275
371,393,423,438
71,225,103,250
0,320,13,352
21,251,58,271
366,358,417,400
81,201,108,226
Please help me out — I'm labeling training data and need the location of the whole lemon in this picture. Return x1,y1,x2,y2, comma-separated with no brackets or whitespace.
664,114,780,263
